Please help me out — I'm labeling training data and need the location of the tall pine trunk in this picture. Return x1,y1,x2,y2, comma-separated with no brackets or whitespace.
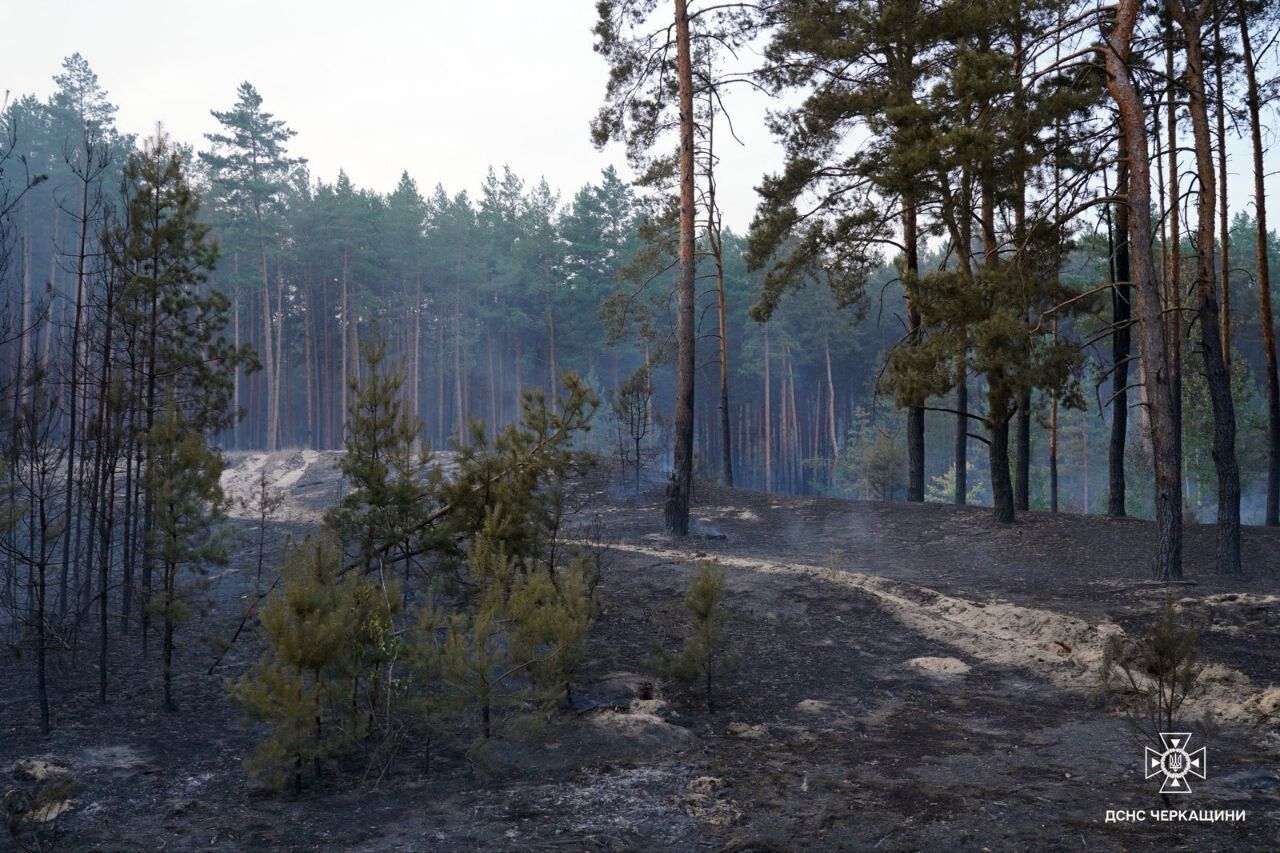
1175,3,1241,574
1106,0,1184,579
1238,1,1278,526
903,202,925,502
1109,135,1133,517
261,246,277,451
1164,12,1184,470
664,0,696,535
990,413,1015,523
1213,16,1230,366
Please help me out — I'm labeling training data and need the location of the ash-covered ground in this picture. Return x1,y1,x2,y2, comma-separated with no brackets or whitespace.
4,452,1280,851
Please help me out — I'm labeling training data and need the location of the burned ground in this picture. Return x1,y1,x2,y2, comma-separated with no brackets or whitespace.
3,458,1279,851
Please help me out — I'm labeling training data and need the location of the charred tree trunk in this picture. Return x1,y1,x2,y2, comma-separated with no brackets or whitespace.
1174,2,1241,574
990,412,1015,523
1238,1,1279,526
1108,138,1133,517
903,202,925,502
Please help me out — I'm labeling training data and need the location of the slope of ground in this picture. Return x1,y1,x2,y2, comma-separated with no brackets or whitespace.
3,457,1278,850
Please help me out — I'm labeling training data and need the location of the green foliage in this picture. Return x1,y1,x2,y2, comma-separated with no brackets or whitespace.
326,329,431,575
653,561,738,714
145,399,227,564
830,407,907,501
427,517,598,746
1182,349,1268,512
507,554,599,702
612,366,652,493
231,532,401,791
927,462,983,505
105,131,252,433
200,81,301,250
1101,599,1202,738
239,362,601,784
432,374,599,571
145,398,227,624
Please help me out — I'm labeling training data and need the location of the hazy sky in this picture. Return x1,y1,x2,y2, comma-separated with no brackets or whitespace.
6,2,1275,238
5,0,782,230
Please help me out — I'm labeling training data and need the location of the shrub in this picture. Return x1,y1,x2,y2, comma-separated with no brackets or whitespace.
653,561,738,714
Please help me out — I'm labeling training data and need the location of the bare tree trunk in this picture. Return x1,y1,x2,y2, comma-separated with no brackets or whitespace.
824,338,839,486
1238,2,1278,526
1105,0,1184,579
664,0,696,535
990,413,1015,523
1213,15,1230,367
1051,321,1061,513
711,224,733,488
903,202,925,502
232,288,241,449
763,325,772,492
303,289,315,447
1081,414,1089,511
1165,11,1184,465
1014,170,1031,513
786,346,799,492
273,263,285,445
340,251,350,437
261,247,277,451
453,311,465,440
955,362,968,506
1109,135,1133,517
60,161,93,619
703,94,734,487
436,319,446,446
1174,1,1241,573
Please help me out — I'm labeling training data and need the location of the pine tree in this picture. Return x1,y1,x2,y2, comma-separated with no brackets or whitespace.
325,328,431,578
145,398,226,711
1103,0,1185,579
748,0,943,503
200,82,302,451
653,560,737,714
105,132,248,647
232,532,398,791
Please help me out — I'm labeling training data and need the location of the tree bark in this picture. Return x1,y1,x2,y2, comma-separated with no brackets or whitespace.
1051,320,1061,513
1174,1,1241,574
1165,11,1184,465
1105,0,1184,579
1213,15,1230,367
903,202,925,501
664,0,697,535
763,325,772,492
1237,1,1279,526
261,247,277,451
1109,136,1133,517
990,414,1015,523
824,338,839,486
955,362,968,505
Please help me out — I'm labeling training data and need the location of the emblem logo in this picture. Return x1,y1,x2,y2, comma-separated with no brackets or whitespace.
1145,732,1206,794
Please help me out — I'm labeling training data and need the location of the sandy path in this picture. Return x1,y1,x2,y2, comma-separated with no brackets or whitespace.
603,542,1280,731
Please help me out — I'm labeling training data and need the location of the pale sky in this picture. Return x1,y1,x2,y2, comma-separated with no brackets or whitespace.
4,2,1275,238
3,0,783,231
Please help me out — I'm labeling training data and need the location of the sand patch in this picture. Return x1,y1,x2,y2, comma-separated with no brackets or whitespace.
11,759,68,781
601,543,1280,729
907,656,970,676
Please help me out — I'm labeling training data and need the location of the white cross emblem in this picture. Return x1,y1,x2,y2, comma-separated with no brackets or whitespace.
1145,732,1207,794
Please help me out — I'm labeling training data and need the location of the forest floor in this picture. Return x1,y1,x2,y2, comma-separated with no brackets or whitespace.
4,453,1280,851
